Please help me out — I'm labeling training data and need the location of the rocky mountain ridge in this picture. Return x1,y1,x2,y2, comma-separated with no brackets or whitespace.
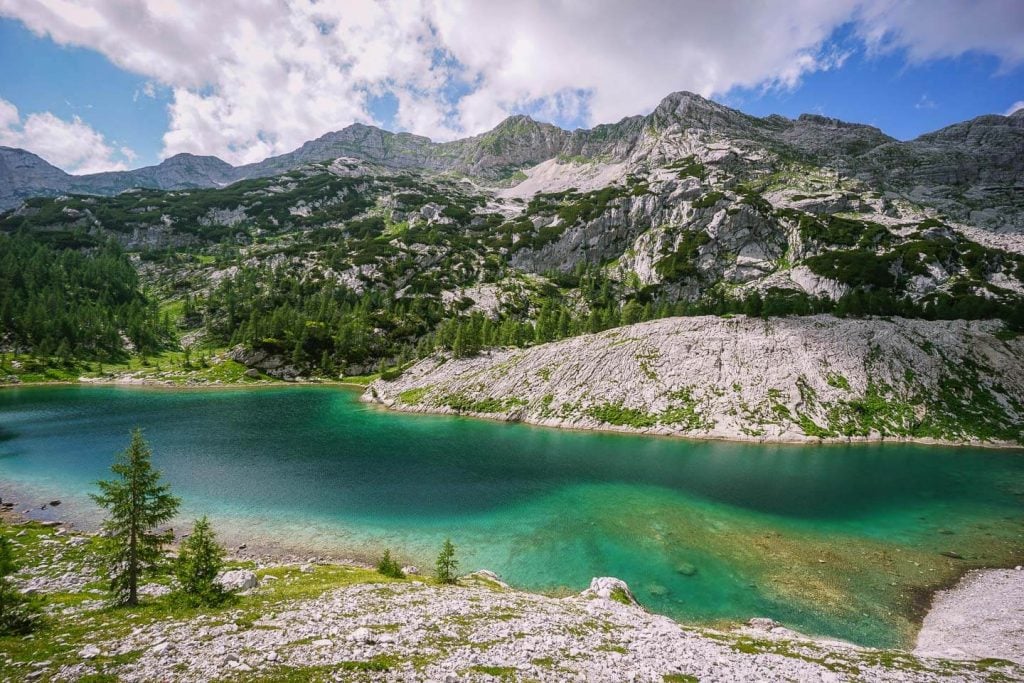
3,92,1022,231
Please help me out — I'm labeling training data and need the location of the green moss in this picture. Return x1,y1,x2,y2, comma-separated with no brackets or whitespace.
338,654,401,672
798,414,835,439
655,230,711,282
666,156,706,180
661,387,715,430
662,675,698,683
609,587,633,606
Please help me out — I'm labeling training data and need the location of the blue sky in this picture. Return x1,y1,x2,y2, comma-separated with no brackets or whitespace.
0,2,1021,173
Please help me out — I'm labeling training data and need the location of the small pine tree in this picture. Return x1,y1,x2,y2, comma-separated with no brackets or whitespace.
0,531,41,634
175,516,226,606
435,538,458,585
91,429,181,606
376,549,404,579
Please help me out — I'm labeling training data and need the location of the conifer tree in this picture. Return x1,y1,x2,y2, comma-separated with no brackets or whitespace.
435,538,459,585
376,549,404,578
91,429,181,606
175,516,226,606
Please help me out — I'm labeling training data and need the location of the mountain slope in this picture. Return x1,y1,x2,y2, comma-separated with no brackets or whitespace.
366,315,1024,446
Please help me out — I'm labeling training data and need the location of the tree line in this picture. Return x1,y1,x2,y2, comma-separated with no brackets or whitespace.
0,233,170,359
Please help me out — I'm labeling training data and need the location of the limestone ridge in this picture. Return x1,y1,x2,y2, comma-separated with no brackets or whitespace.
365,316,1024,446
2,91,1022,229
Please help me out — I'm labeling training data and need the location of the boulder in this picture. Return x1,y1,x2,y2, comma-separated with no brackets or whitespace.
401,565,420,575
347,627,376,644
78,645,101,659
579,577,639,607
216,569,258,592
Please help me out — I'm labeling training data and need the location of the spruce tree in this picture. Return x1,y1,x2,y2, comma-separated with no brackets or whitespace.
376,549,404,579
91,429,181,606
435,538,459,585
175,516,226,606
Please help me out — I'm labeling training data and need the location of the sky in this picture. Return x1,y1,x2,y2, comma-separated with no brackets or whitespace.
0,1,1022,175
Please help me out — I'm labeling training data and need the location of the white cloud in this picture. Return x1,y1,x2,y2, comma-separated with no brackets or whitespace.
855,0,1024,68
915,94,936,110
0,97,134,173
1,0,1022,164
1006,101,1024,115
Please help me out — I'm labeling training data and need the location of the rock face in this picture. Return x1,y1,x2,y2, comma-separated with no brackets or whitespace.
365,315,1024,446
227,346,300,381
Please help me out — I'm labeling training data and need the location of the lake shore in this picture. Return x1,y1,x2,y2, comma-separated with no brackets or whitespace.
5,481,1024,660
3,517,1022,682
5,373,1023,451
915,567,1024,665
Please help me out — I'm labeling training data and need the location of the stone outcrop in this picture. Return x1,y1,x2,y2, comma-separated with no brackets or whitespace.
365,315,1024,446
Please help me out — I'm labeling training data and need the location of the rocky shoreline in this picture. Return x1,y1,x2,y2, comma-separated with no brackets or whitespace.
3,500,1023,682
4,521,1023,682
914,568,1024,665
365,316,1024,449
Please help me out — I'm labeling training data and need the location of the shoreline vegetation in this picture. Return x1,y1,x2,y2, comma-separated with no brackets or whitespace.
2,502,1022,682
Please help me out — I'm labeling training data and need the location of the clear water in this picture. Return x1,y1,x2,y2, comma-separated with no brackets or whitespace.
1,385,1022,648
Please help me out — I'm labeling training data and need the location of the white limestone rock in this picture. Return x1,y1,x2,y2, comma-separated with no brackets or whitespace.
215,569,258,592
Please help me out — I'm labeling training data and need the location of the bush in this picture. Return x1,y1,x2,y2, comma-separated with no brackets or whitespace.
0,532,42,635
175,516,227,606
376,549,404,579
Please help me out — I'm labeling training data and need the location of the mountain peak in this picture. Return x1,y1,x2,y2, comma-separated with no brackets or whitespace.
160,152,234,169
496,113,536,126
653,91,717,115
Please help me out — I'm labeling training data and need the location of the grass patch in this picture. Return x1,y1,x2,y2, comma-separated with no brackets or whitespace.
469,664,518,678
398,386,430,405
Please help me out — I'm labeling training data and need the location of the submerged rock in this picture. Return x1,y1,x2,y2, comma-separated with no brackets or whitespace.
675,562,698,577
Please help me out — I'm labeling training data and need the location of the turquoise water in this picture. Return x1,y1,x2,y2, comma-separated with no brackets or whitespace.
1,385,1023,647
